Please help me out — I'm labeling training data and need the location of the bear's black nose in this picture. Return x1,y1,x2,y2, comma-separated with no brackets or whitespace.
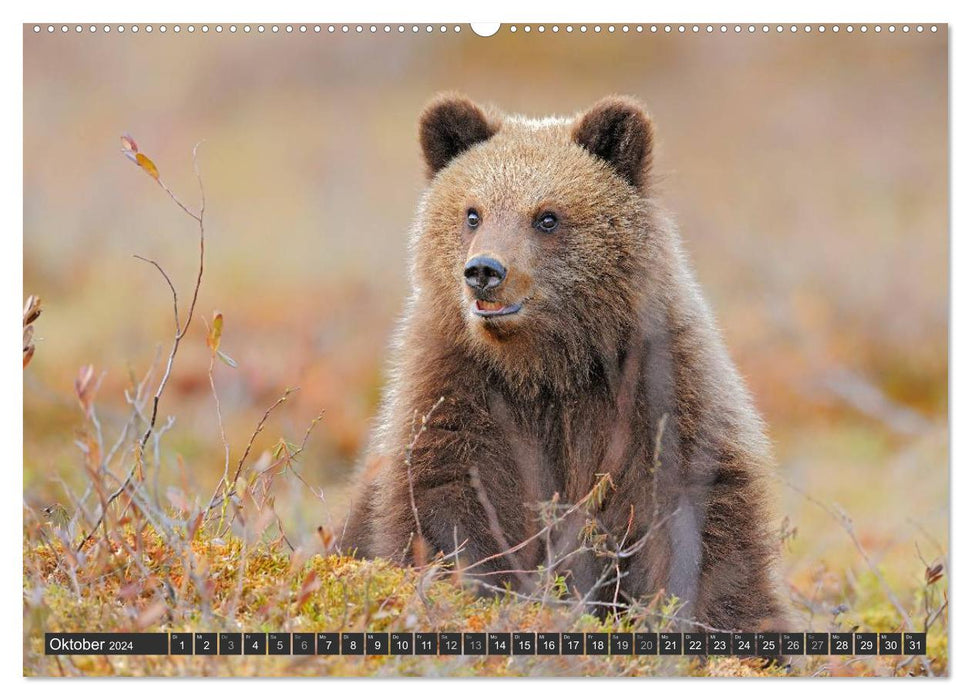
464,256,506,292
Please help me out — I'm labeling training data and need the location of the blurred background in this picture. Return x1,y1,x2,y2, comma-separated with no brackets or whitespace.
24,25,947,611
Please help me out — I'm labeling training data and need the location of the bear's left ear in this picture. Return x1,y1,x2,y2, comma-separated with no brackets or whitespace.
572,96,655,192
419,94,499,179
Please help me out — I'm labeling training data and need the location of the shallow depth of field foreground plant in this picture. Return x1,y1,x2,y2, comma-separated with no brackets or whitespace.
22,138,948,678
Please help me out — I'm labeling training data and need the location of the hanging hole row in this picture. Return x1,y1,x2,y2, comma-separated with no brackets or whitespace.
31,24,940,35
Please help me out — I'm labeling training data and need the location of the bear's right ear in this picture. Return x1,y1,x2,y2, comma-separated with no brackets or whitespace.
419,94,498,178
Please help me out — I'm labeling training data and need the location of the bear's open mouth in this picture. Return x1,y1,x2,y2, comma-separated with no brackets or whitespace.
472,299,523,317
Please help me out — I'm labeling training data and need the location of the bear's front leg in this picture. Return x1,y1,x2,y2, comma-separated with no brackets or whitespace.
369,422,538,590
692,466,795,635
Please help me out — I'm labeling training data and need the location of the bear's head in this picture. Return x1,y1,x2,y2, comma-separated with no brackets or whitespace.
412,94,663,395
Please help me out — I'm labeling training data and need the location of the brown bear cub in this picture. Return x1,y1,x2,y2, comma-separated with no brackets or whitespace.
343,94,791,633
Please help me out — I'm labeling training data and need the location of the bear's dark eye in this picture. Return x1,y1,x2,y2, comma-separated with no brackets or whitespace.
535,212,559,233
466,209,481,229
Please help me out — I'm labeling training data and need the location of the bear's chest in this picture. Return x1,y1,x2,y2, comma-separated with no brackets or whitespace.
493,391,648,508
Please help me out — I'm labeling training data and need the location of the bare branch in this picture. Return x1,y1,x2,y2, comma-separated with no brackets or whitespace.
133,255,180,334
203,387,300,520
78,143,208,551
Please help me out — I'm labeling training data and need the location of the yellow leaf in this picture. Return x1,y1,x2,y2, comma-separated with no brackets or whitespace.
135,152,159,180
207,311,223,352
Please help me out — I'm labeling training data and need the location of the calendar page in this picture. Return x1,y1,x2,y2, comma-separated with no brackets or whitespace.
22,19,948,678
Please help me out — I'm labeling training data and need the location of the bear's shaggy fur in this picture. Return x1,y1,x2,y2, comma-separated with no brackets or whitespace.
343,94,791,632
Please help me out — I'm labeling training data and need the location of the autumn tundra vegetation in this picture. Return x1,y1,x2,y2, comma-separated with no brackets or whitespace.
22,129,947,677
